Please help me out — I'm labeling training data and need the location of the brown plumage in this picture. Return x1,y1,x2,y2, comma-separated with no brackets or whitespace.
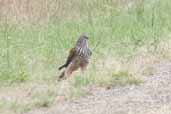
58,35,92,80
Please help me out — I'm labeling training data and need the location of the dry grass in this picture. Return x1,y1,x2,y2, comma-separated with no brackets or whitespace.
0,0,144,24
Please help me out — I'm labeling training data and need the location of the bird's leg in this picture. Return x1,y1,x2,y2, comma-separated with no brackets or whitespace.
80,63,88,74
64,63,79,78
64,67,72,77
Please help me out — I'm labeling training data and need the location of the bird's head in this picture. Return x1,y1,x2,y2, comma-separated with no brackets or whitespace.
76,35,89,48
75,34,92,57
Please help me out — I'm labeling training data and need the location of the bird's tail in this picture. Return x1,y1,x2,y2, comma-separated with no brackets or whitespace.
58,71,65,81
58,64,66,70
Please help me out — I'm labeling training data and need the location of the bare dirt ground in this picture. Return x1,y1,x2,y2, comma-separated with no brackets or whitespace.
26,60,171,114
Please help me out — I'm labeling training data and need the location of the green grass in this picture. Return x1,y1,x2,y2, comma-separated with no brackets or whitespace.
112,71,142,86
31,90,56,108
0,0,171,113
142,66,157,76
0,83,57,114
0,98,32,114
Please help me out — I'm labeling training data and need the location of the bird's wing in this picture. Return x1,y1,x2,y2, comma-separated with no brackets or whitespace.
64,47,77,67
58,47,77,70
88,48,92,56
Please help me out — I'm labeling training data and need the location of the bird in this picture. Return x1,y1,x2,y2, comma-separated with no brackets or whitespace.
58,35,92,80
